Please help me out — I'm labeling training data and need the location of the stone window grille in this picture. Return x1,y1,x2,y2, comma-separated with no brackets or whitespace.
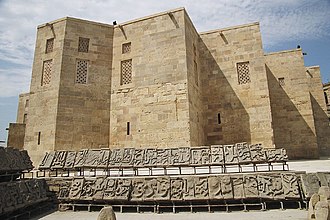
78,37,89,53
76,59,88,84
121,59,132,85
237,61,251,85
122,42,131,54
42,59,53,86
45,38,54,53
278,77,285,87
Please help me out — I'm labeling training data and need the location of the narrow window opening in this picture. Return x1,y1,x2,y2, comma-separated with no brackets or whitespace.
23,114,28,124
278,77,285,87
37,132,41,145
127,122,130,135
324,92,329,104
217,113,221,124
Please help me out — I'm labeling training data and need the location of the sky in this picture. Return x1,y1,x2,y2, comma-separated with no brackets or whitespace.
0,0,330,142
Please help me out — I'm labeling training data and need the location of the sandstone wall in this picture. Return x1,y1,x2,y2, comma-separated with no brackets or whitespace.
307,66,330,156
7,123,25,149
55,18,113,151
109,8,191,148
199,23,274,147
16,93,30,124
24,19,67,165
265,50,318,159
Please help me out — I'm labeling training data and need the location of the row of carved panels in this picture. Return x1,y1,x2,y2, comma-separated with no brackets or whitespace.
54,172,301,202
39,143,288,170
0,147,34,173
0,179,48,215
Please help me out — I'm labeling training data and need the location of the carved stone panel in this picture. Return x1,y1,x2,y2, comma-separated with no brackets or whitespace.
236,143,251,164
108,149,122,167
84,150,102,168
157,149,171,167
131,149,145,167
170,178,184,200
281,173,300,198
208,176,223,199
103,178,116,200
120,148,134,167
182,176,195,200
154,177,170,200
210,145,224,165
39,152,55,169
232,175,245,199
221,175,234,199
57,179,73,200
190,147,210,166
249,144,266,163
170,148,190,166
194,176,209,199
131,178,146,201
223,145,238,164
69,178,84,199
143,178,157,200
257,174,284,199
74,150,88,168
80,178,97,200
300,173,320,198
144,148,157,166
64,151,76,169
97,149,110,168
115,179,131,200
266,149,288,162
243,174,259,198
51,151,67,169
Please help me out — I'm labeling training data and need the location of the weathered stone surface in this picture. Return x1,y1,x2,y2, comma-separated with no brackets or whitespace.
308,186,330,220
97,206,116,220
301,173,321,198
0,179,48,215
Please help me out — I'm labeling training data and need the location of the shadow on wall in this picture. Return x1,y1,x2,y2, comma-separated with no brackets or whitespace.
266,65,318,159
310,94,330,157
199,40,251,146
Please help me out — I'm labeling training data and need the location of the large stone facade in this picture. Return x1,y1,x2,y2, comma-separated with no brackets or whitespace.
9,8,330,165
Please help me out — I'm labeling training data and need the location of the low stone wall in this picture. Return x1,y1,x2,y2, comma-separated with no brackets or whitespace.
39,143,288,170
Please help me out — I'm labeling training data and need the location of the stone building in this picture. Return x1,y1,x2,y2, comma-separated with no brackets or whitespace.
7,8,330,165
323,82,330,119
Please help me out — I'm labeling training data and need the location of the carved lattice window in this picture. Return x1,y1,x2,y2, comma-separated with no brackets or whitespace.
237,61,250,85
278,77,285,87
122,42,131,54
42,59,53,86
45,38,54,53
121,59,132,85
76,59,88,84
78,37,89,53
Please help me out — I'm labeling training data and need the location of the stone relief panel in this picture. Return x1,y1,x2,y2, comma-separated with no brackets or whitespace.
74,150,89,168
236,143,251,164
210,145,224,165
157,148,171,167
257,174,284,199
194,176,209,199
68,178,84,199
51,151,67,169
64,151,76,169
144,148,157,166
231,175,245,199
316,172,330,187
121,148,134,167
223,145,238,164
266,149,288,162
190,147,210,166
249,144,267,163
282,173,300,198
208,176,223,199
243,174,259,198
39,152,55,169
108,149,122,167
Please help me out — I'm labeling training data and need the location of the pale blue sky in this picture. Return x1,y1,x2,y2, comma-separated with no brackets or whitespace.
0,0,330,142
